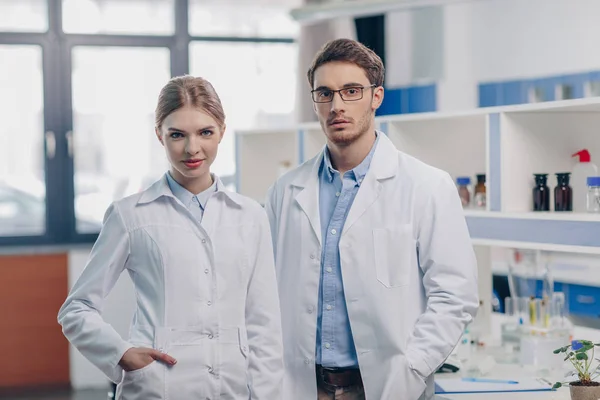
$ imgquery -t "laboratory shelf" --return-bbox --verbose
[235,96,600,255]
[465,211,600,254]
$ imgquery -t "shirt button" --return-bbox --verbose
[204,269,209,274]
[325,343,331,349]
[326,267,332,273]
[330,229,337,235]
[335,192,340,197]
[326,305,332,310]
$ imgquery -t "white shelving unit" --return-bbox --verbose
[235,127,299,204]
[234,97,600,254]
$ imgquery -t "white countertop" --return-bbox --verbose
[434,363,570,400]
[430,312,600,400]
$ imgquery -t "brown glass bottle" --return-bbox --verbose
[532,174,550,211]
[474,174,486,208]
[554,172,573,212]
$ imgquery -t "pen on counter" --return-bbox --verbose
[461,377,519,384]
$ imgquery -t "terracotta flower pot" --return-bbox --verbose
[569,382,600,400]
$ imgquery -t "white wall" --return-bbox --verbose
[386,0,600,111]
[67,248,136,389]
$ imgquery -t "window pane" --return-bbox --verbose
[0,0,47,32]
[63,0,174,35]
[189,0,299,38]
[0,46,45,236]
[190,42,298,179]
[71,47,171,233]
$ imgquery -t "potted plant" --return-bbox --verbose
[553,340,600,400]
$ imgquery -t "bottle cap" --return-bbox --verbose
[456,177,471,186]
[573,149,591,163]
[587,176,600,186]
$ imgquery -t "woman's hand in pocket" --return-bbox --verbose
[119,347,177,372]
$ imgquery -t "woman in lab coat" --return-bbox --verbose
[58,76,284,400]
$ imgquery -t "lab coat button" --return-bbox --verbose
[204,269,209,274]
[201,238,206,243]
[207,300,212,306]
[307,306,314,314]
[304,358,310,364]
[208,333,213,339]
[310,254,315,259]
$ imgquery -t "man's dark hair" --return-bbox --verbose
[307,38,385,89]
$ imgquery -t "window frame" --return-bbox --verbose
[0,0,295,248]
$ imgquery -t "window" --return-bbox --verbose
[0,0,47,32]
[62,0,175,35]
[0,45,45,237]
[189,0,299,38]
[189,41,298,178]
[71,46,171,232]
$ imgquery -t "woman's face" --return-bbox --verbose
[156,105,224,186]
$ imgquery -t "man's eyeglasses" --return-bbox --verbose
[311,84,376,103]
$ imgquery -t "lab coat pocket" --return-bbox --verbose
[218,327,251,398]
[123,361,155,382]
[118,360,163,400]
[373,225,415,288]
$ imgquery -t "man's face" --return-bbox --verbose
[312,61,383,147]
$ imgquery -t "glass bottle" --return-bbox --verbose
[532,173,550,211]
[456,177,471,208]
[474,174,486,209]
[586,176,600,213]
[554,172,573,212]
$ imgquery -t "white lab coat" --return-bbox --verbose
[58,174,284,400]
[265,133,479,400]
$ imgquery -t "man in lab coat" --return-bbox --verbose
[264,38,479,400]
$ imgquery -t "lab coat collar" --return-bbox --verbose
[291,130,395,244]
[138,172,243,207]
[291,130,396,189]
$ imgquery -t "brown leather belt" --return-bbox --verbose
[317,364,363,388]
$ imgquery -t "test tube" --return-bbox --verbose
[529,296,537,326]
[505,297,515,317]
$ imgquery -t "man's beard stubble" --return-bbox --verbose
[325,107,373,147]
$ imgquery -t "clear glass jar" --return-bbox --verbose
[456,177,471,208]
[587,176,600,213]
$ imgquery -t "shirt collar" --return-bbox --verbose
[322,131,380,185]
[165,171,217,210]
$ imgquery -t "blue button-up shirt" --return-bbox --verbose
[316,132,379,368]
[165,172,217,223]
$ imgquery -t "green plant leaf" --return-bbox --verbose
[581,340,593,346]
[555,346,569,353]
[576,353,588,361]
[553,382,562,389]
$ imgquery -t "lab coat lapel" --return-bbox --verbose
[293,153,323,247]
[342,133,397,235]
[342,173,381,235]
